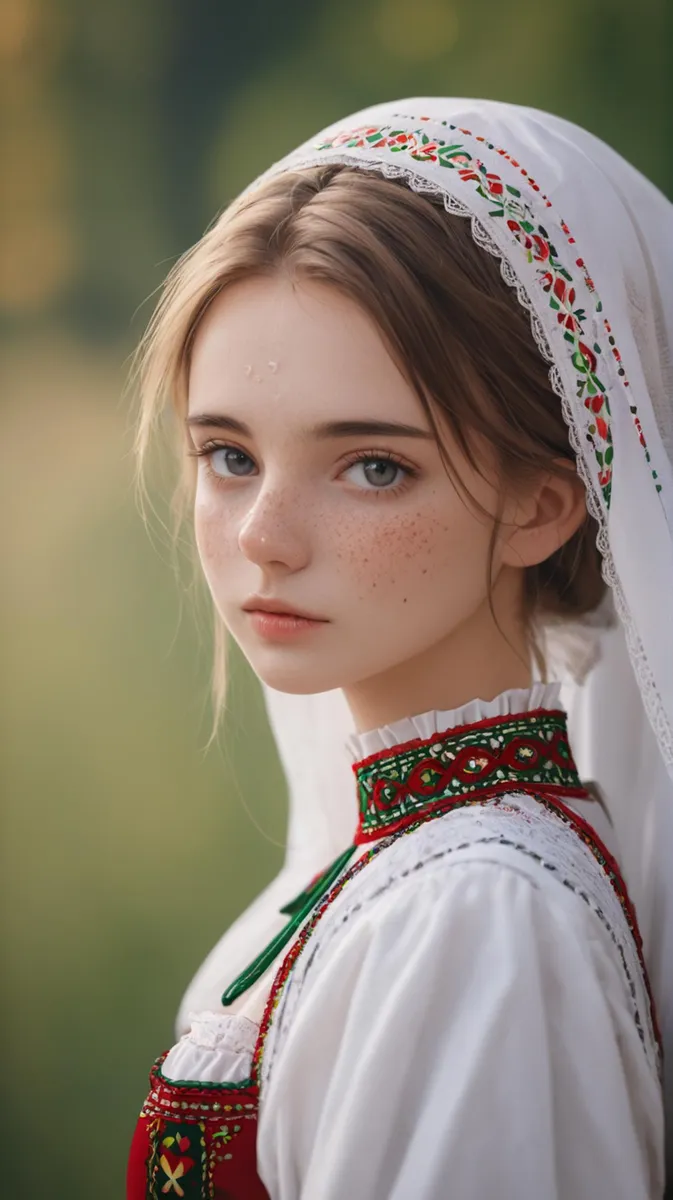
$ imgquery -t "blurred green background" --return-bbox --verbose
[2,1,671,1196]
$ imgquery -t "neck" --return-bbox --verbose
[343,571,531,734]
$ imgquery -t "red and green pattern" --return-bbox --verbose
[126,1059,269,1199]
[313,117,661,507]
[352,707,584,842]
[129,702,660,1196]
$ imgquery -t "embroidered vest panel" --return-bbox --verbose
[126,1056,269,1200]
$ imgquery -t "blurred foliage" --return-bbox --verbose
[1,0,671,1196]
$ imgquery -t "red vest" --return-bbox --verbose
[126,1051,269,1198]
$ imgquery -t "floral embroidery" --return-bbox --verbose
[313,119,661,505]
[352,707,584,842]
[128,1063,268,1198]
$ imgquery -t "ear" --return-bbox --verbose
[499,460,588,570]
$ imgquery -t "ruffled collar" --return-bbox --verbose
[348,683,588,844]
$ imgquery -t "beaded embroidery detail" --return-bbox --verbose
[310,117,661,507]
[130,1054,267,1198]
[353,707,584,842]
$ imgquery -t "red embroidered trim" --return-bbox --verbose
[354,779,589,845]
[144,1052,259,1116]
[352,708,585,842]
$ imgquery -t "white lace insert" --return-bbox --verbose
[161,1011,259,1084]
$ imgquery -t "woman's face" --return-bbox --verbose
[187,274,525,720]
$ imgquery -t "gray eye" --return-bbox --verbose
[362,459,399,487]
[344,457,404,489]
[211,447,256,477]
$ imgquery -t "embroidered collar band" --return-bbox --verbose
[351,698,586,845]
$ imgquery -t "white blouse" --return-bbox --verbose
[162,684,665,1198]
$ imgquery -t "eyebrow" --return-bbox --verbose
[185,414,435,441]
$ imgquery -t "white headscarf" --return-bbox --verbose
[179,98,673,1170]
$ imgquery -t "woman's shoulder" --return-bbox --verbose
[260,792,661,1091]
[331,790,625,926]
[257,799,665,1200]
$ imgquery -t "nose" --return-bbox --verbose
[237,483,311,572]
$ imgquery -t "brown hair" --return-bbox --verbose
[134,163,605,730]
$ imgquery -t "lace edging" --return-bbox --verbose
[183,1010,259,1056]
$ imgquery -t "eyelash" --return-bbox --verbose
[186,441,420,497]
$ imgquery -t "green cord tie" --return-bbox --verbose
[221,844,355,1007]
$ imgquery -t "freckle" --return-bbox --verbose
[422,568,427,574]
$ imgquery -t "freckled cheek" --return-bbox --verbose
[332,511,445,593]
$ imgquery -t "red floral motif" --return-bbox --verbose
[557,310,581,333]
[484,172,504,196]
[531,235,550,261]
[577,341,597,373]
[329,125,378,148]
[372,776,404,811]
[585,394,604,415]
[158,1143,195,1194]
[388,131,418,152]
[410,141,440,162]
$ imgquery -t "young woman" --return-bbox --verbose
[126,98,673,1198]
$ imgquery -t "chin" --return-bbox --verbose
[251,661,343,695]
[238,642,353,695]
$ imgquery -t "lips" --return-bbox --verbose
[242,599,327,621]
[244,607,329,641]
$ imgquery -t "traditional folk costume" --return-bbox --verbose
[127,98,673,1198]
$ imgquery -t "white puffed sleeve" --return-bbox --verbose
[257,861,664,1200]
